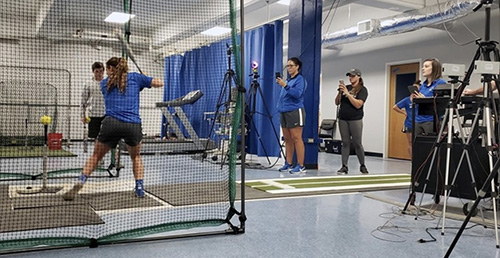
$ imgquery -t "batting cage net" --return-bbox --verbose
[0,0,243,252]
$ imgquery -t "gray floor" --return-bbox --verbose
[3,152,500,258]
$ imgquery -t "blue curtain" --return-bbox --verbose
[163,21,283,157]
[243,21,283,157]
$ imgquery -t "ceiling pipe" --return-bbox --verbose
[322,0,481,49]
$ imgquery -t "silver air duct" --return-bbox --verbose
[322,0,481,49]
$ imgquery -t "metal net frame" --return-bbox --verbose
[0,0,244,253]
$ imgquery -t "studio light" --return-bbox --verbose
[251,61,259,69]
[104,12,136,24]
[201,26,231,36]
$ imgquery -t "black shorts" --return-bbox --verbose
[97,116,143,148]
[88,116,104,139]
[280,108,305,128]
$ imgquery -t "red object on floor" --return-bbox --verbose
[47,133,63,150]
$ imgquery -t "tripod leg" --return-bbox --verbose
[445,158,500,257]
[483,103,499,247]
[412,109,450,219]
[245,89,272,165]
[203,72,232,160]
[447,107,487,222]
[255,85,287,160]
[441,104,457,235]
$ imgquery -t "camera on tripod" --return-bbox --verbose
[442,63,466,77]
[473,60,500,75]
[441,63,465,86]
[250,61,260,80]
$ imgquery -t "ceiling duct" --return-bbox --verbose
[322,0,481,49]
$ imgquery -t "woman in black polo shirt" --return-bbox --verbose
[335,68,369,175]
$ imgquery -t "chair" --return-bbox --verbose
[319,119,336,139]
[318,119,336,151]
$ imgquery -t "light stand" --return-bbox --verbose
[245,66,286,167]
[404,76,464,224]
[445,0,500,255]
[436,73,470,235]
[202,44,241,166]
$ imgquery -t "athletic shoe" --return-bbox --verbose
[290,165,306,174]
[278,162,292,172]
[337,166,348,175]
[62,182,84,201]
[135,180,145,198]
[360,165,369,174]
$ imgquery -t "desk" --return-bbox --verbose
[412,135,493,200]
[411,97,448,139]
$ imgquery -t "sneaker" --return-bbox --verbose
[135,180,145,198]
[278,162,292,172]
[62,182,84,201]
[337,166,348,175]
[360,165,369,174]
[290,165,306,174]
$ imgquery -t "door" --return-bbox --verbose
[388,62,420,160]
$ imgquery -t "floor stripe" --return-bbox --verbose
[260,179,295,189]
[266,182,410,194]
[241,173,410,183]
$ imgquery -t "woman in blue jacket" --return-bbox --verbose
[276,57,307,174]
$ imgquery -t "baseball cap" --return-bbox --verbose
[346,68,362,77]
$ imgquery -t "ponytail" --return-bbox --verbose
[352,77,364,96]
[106,57,129,93]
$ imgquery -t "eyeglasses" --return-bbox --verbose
[285,64,297,68]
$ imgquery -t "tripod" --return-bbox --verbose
[245,69,286,167]
[403,78,466,228]
[445,0,500,256]
[203,44,241,166]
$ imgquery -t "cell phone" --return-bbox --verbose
[339,79,344,85]
[408,85,419,94]
[275,72,281,79]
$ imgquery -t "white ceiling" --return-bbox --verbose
[0,0,496,54]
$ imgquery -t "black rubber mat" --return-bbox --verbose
[81,191,164,210]
[0,184,10,211]
[0,204,104,233]
[11,195,87,209]
[147,181,229,206]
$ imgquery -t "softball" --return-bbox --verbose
[40,115,52,125]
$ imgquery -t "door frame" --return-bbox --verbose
[384,58,422,158]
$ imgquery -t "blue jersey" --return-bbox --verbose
[415,78,447,123]
[101,72,153,124]
[396,96,413,130]
[276,74,307,113]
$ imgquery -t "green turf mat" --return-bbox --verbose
[244,174,411,194]
[0,146,77,158]
[290,178,410,188]
[274,174,410,184]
